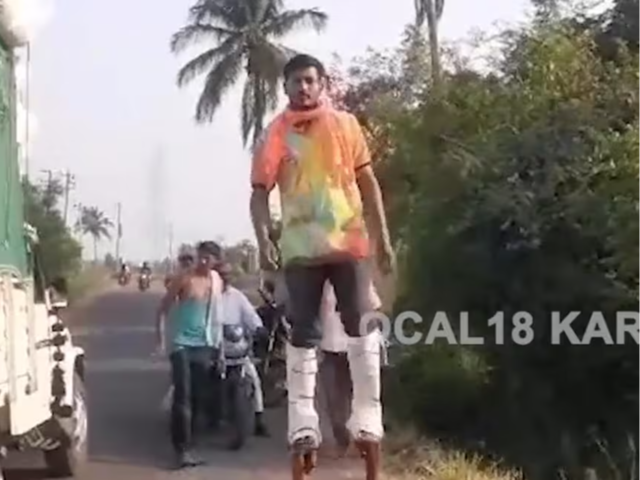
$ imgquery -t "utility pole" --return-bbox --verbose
[62,169,76,226]
[114,202,122,263]
[149,147,165,261]
[168,223,174,260]
[40,168,53,186]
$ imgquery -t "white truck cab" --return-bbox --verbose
[0,2,88,476]
[0,234,88,478]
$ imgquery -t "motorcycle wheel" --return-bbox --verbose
[225,365,254,450]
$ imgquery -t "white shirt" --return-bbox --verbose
[320,281,382,353]
[220,286,263,334]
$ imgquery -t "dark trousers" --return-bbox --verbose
[169,346,216,453]
[284,259,371,348]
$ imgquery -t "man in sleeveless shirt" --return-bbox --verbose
[156,241,224,469]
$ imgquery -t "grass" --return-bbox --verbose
[67,264,112,304]
[382,428,522,480]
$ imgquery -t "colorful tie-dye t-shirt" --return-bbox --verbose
[251,104,371,265]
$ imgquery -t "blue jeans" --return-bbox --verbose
[169,346,217,453]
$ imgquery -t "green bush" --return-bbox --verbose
[380,13,638,480]
[386,344,489,435]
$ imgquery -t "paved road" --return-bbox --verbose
[5,287,362,479]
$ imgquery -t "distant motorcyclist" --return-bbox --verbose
[141,261,151,275]
[118,262,131,285]
[138,262,152,291]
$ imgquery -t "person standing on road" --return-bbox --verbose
[156,240,225,469]
[214,263,271,443]
[250,53,394,479]
[318,277,386,457]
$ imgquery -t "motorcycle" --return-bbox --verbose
[118,270,131,286]
[254,287,289,408]
[138,272,150,291]
[218,323,256,450]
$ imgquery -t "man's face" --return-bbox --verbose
[179,257,194,271]
[196,251,217,272]
[285,66,324,108]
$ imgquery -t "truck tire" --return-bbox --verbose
[44,373,88,478]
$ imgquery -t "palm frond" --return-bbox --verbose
[249,40,288,79]
[241,76,256,143]
[262,8,328,37]
[176,34,242,87]
[241,72,279,147]
[188,0,247,30]
[272,42,298,61]
[97,225,112,240]
[195,48,244,122]
[170,24,235,53]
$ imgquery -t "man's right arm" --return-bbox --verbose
[250,189,272,249]
[155,274,184,350]
[249,123,282,250]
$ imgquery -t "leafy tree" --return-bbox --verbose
[21,178,82,280]
[224,239,257,273]
[336,4,638,479]
[326,30,429,240]
[76,206,113,261]
[170,0,327,147]
[103,252,117,269]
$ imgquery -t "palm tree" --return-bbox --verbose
[170,0,328,147]
[76,206,113,262]
[414,0,445,87]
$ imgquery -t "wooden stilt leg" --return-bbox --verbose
[290,437,318,480]
[355,439,381,480]
[303,450,317,474]
[291,453,306,480]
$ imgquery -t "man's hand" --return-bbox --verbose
[153,340,166,358]
[258,240,279,271]
[376,239,395,276]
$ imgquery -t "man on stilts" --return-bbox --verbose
[249,53,394,480]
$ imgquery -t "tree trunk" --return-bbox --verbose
[426,0,441,89]
[93,236,98,263]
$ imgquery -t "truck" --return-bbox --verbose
[0,1,88,477]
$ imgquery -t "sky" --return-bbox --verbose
[25,0,531,261]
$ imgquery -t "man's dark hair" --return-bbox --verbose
[283,54,326,80]
[196,240,222,260]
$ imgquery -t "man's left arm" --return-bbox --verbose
[349,114,391,249]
